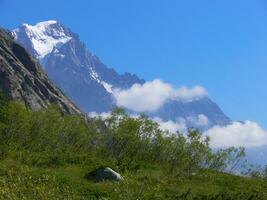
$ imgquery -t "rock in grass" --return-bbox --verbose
[85,167,123,182]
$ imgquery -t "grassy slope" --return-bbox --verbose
[0,100,266,199]
[0,159,266,200]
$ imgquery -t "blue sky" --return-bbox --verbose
[1,0,267,128]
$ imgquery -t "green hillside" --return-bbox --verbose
[0,93,266,200]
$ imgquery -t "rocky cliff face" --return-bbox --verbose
[0,29,81,114]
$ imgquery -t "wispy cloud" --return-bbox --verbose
[153,117,187,133]
[204,121,267,148]
[187,114,210,127]
[154,114,210,133]
[88,112,111,119]
[88,110,267,150]
[88,111,209,134]
[171,86,207,102]
[113,79,207,112]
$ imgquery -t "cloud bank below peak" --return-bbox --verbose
[154,114,210,133]
[113,79,207,112]
[154,118,267,149]
[88,111,267,149]
[204,121,267,148]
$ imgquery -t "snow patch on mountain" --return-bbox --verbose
[89,68,113,93]
[13,20,72,59]
[90,68,99,81]
[101,81,113,93]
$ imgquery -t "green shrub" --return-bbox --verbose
[0,97,266,199]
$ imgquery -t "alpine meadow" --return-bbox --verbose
[1,0,267,199]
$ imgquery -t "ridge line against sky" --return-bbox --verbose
[1,0,267,129]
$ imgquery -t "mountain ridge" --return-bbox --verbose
[12,20,231,128]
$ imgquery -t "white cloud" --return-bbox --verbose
[156,118,267,149]
[187,114,210,127]
[113,79,172,112]
[153,114,209,134]
[172,86,207,101]
[88,110,209,134]
[88,111,140,120]
[89,110,267,150]
[204,121,267,148]
[113,79,207,112]
[88,112,111,119]
[153,117,187,133]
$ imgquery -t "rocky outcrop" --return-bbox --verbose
[85,167,123,182]
[0,29,81,114]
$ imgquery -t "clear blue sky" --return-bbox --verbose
[1,0,267,128]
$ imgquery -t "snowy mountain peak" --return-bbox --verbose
[12,21,230,129]
[21,20,58,28]
[13,20,72,60]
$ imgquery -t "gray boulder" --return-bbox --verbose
[85,167,123,182]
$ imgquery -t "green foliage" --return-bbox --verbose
[263,165,267,179]
[0,98,266,199]
[0,91,9,107]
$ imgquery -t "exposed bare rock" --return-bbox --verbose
[0,29,81,114]
[85,167,123,182]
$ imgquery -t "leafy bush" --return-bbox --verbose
[0,93,266,199]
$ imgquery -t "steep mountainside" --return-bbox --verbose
[0,29,81,114]
[12,21,230,128]
[12,21,144,113]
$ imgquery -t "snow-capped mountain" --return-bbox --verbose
[13,21,72,61]
[12,21,143,112]
[12,20,230,128]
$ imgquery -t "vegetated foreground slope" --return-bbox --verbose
[0,28,81,114]
[0,92,266,199]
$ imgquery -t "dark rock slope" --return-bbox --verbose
[0,29,81,114]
